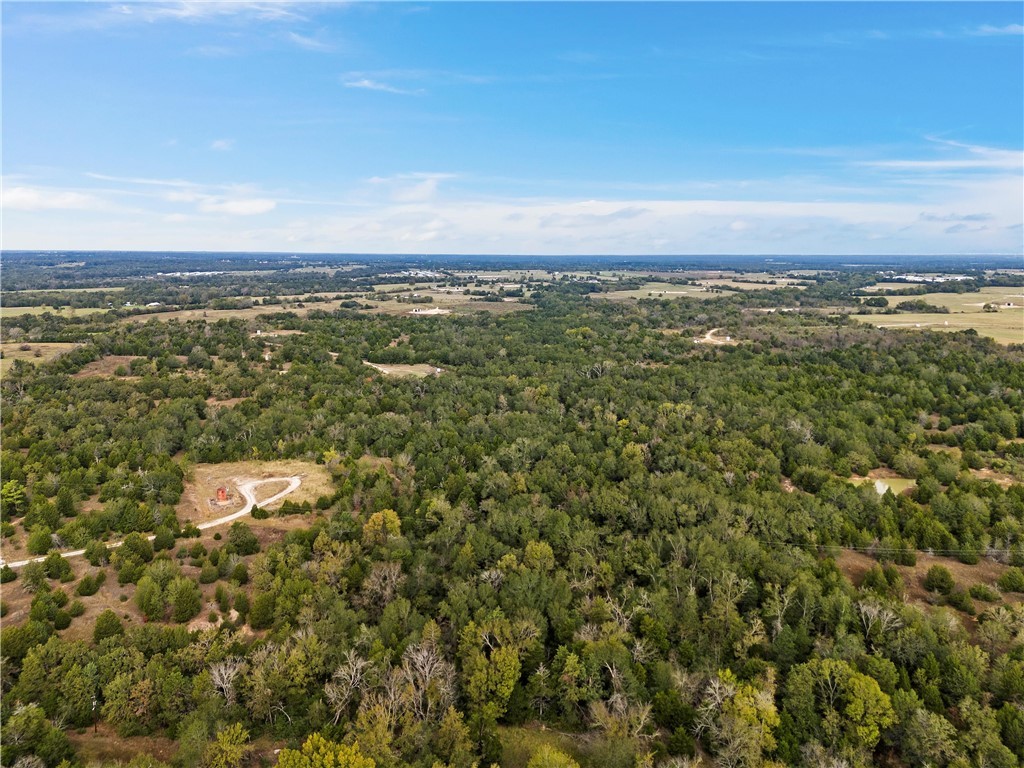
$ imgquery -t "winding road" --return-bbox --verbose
[3,476,302,569]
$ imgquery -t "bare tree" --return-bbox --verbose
[324,648,372,725]
[210,657,245,705]
[400,638,456,722]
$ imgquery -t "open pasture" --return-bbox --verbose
[176,459,332,526]
[363,360,443,377]
[599,281,712,301]
[0,304,109,319]
[0,341,82,375]
[859,288,1024,344]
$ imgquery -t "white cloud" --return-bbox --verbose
[287,31,332,52]
[368,173,456,203]
[343,79,422,96]
[198,198,276,215]
[3,186,107,211]
[210,139,235,151]
[970,24,1024,36]
[115,2,307,24]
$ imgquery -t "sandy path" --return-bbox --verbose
[4,476,301,568]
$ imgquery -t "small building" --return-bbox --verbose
[216,487,228,503]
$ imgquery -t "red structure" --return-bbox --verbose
[216,487,228,502]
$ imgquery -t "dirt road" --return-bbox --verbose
[4,476,302,569]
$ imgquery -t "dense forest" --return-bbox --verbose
[2,269,1024,768]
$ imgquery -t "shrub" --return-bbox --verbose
[231,562,249,585]
[233,591,249,619]
[84,540,109,566]
[167,576,202,623]
[152,526,175,552]
[119,532,154,564]
[923,565,955,595]
[199,562,219,584]
[248,592,274,629]
[20,562,49,593]
[228,522,260,555]
[947,588,975,615]
[53,610,72,630]
[1,564,17,583]
[93,609,124,643]
[67,599,86,617]
[44,552,74,582]
[969,584,1002,602]
[668,727,697,757]
[999,568,1024,593]
[26,526,53,555]
[76,573,100,596]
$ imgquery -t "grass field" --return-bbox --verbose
[498,726,593,768]
[5,285,126,294]
[857,287,1024,344]
[0,304,110,319]
[700,276,807,290]
[363,361,443,377]
[837,549,1020,616]
[599,281,712,301]
[851,475,918,495]
[0,341,82,375]
[177,459,333,526]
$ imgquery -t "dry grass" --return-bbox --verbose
[0,305,108,319]
[499,725,593,768]
[837,549,1021,615]
[363,361,443,378]
[699,277,806,291]
[0,550,145,644]
[0,341,82,376]
[858,287,1024,344]
[971,468,1021,488]
[177,460,333,526]
[69,724,179,764]
[849,472,917,495]
[71,355,144,378]
[205,396,248,410]
[599,282,712,301]
[68,724,284,765]
[363,288,529,316]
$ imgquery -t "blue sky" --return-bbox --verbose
[3,1,1022,256]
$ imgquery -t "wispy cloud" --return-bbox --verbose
[115,2,307,24]
[368,173,456,202]
[3,186,109,211]
[858,140,1023,172]
[210,139,235,152]
[343,78,423,96]
[81,172,278,216]
[540,205,649,229]
[198,197,276,215]
[969,23,1024,36]
[286,31,333,52]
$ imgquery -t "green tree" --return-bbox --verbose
[93,608,124,643]
[135,575,165,621]
[923,565,955,595]
[0,702,73,767]
[276,733,375,768]
[203,723,250,768]
[526,744,581,768]
[1,479,28,518]
[166,576,202,623]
